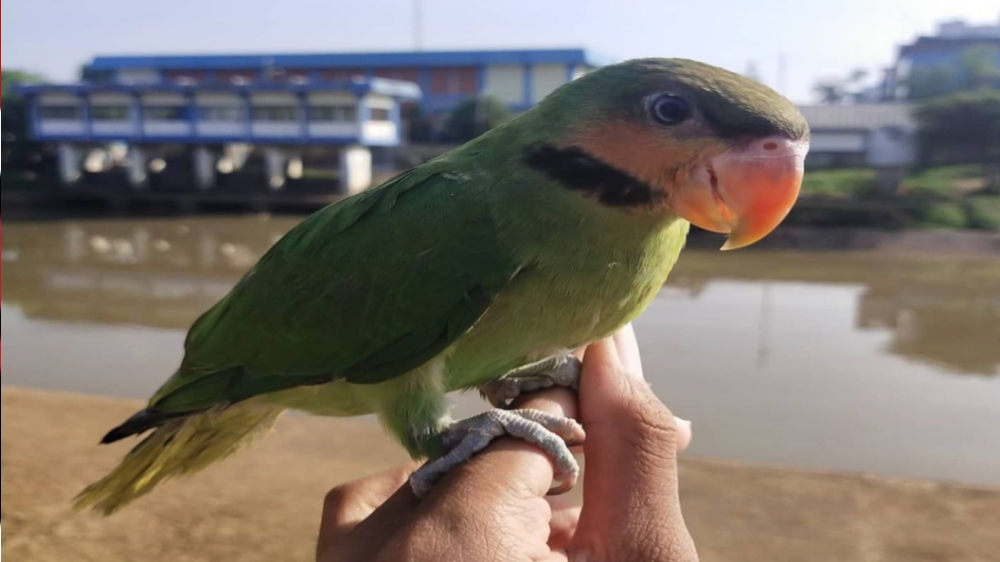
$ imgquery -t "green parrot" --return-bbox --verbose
[76,58,809,515]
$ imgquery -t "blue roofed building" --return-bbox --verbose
[81,49,609,115]
[888,16,1000,100]
[16,49,608,194]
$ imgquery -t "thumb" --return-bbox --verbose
[574,326,697,561]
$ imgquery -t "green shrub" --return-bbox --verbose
[920,203,969,229]
[801,168,877,198]
[904,165,983,196]
[966,197,1000,231]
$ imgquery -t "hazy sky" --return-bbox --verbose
[3,0,998,102]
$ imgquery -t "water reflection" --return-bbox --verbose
[859,285,1000,377]
[3,218,999,377]
[2,217,295,329]
[3,218,999,486]
[669,252,1000,378]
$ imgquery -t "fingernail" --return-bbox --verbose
[676,417,692,432]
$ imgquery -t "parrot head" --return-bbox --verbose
[531,58,811,250]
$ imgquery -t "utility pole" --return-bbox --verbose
[414,0,424,51]
[777,54,788,95]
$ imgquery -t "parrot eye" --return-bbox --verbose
[650,94,691,126]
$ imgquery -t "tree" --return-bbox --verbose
[907,46,1000,101]
[401,102,434,143]
[2,69,49,178]
[3,69,46,101]
[814,81,847,104]
[915,89,1000,192]
[443,96,514,142]
[958,45,1000,91]
[812,68,870,104]
[907,65,957,101]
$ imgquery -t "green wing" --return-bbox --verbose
[150,162,522,412]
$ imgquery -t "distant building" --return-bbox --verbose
[81,49,607,116]
[17,49,607,194]
[17,78,420,192]
[888,15,1000,99]
[798,104,916,169]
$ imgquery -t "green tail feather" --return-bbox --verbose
[74,402,284,515]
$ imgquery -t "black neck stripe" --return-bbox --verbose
[523,143,661,207]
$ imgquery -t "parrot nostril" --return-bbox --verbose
[763,142,779,151]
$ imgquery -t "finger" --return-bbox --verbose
[317,463,421,560]
[396,388,579,562]
[615,324,693,452]
[548,504,581,551]
[574,329,697,560]
[583,332,621,372]
[612,323,644,377]
[430,387,580,507]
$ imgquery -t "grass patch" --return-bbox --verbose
[801,168,877,199]
[902,165,984,196]
[965,197,1000,231]
[919,203,969,229]
[798,166,1000,230]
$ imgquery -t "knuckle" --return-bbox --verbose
[322,483,361,518]
[621,392,680,452]
[323,487,347,511]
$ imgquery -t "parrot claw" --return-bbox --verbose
[480,355,582,409]
[409,408,585,498]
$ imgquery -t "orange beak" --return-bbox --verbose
[670,136,808,250]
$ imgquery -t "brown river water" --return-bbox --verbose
[2,216,998,487]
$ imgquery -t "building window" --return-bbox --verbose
[39,105,83,120]
[251,106,298,122]
[144,106,187,121]
[165,70,206,84]
[430,67,479,95]
[309,105,357,122]
[199,106,244,122]
[217,71,256,85]
[81,69,115,84]
[369,108,392,122]
[374,68,420,82]
[321,69,362,81]
[91,106,131,121]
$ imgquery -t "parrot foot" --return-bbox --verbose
[409,408,585,498]
[480,355,582,409]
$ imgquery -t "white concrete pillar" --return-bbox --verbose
[227,143,253,171]
[127,146,148,189]
[193,146,216,190]
[218,143,253,175]
[287,156,304,180]
[339,145,372,194]
[264,148,288,191]
[57,144,82,185]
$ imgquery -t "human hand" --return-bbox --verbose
[317,324,697,562]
